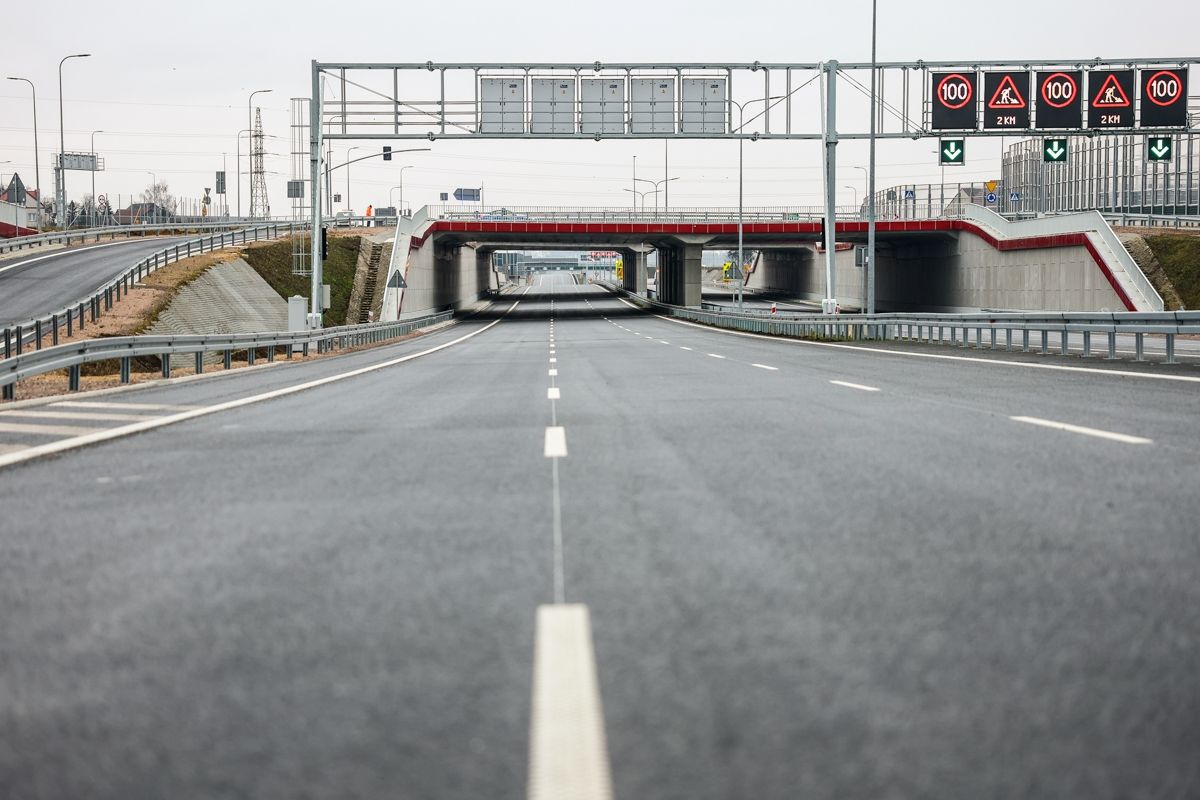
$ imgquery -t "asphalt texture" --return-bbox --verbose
[0,237,185,324]
[2,273,1199,799]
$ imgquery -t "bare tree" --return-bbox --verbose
[140,181,178,214]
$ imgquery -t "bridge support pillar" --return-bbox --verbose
[658,242,702,307]
[620,248,646,295]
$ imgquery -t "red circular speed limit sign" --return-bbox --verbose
[936,73,973,110]
[1040,72,1078,108]
[1145,70,1183,107]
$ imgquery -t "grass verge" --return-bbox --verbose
[1144,234,1200,311]
[242,234,360,327]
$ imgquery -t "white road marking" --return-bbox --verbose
[549,358,557,364]
[830,380,880,392]
[706,353,726,359]
[638,307,1200,385]
[658,340,670,345]
[0,239,167,276]
[544,426,568,457]
[1011,416,1152,445]
[0,421,103,436]
[752,363,779,371]
[50,401,201,411]
[679,346,693,351]
[0,303,520,470]
[547,387,561,400]
[549,368,558,377]
[0,409,159,422]
[527,604,614,800]
[0,444,28,455]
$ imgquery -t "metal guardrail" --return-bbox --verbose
[427,205,873,224]
[0,311,454,400]
[2,223,305,358]
[607,283,1200,365]
[1102,213,1200,229]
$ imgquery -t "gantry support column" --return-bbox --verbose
[658,242,702,307]
[620,248,646,295]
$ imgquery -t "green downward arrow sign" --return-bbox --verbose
[1043,138,1068,162]
[939,139,965,165]
[1148,137,1173,162]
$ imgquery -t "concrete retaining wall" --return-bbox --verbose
[148,258,287,336]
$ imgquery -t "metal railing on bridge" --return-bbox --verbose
[2,223,305,360]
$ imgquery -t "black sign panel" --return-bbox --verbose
[931,72,977,130]
[983,71,1030,129]
[1036,70,1082,129]
[1088,70,1134,128]
[1140,68,1189,127]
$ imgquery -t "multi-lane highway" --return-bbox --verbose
[2,272,1198,798]
[0,237,184,325]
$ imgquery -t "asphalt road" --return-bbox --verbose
[2,272,1198,799]
[0,237,184,325]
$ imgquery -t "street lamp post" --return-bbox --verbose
[730,95,785,310]
[866,0,879,315]
[346,146,362,213]
[397,164,415,214]
[90,130,103,225]
[57,53,91,227]
[6,77,41,231]
[844,185,858,208]
[241,89,272,218]
[623,188,651,211]
[235,129,252,220]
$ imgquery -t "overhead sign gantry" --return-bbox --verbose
[306,58,1196,325]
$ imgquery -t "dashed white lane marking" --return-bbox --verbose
[830,380,881,392]
[680,346,693,351]
[549,358,558,364]
[629,303,1200,386]
[752,363,779,371]
[547,387,561,400]
[0,421,103,436]
[0,302,521,470]
[544,426,568,458]
[1011,416,1152,445]
[0,410,160,422]
[51,401,201,411]
[527,604,614,800]
[549,368,558,377]
[706,353,726,360]
[658,340,670,345]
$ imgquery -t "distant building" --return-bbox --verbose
[0,173,43,236]
[114,202,176,225]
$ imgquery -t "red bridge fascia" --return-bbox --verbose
[410,218,1136,311]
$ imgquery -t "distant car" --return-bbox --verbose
[481,208,529,221]
[334,211,355,227]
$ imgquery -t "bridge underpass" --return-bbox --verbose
[386,204,1160,318]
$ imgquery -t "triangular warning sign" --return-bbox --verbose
[988,75,1026,108]
[1092,74,1130,108]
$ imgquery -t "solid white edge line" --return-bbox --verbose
[527,604,614,800]
[613,298,1200,385]
[0,303,520,470]
[0,238,171,275]
[543,426,568,458]
[1010,415,1152,445]
[547,387,561,400]
[830,379,881,392]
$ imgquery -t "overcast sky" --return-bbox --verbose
[2,0,1195,216]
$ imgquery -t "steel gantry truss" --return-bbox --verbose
[307,58,1198,326]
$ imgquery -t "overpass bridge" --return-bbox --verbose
[381,204,1162,318]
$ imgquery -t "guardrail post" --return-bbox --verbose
[1039,330,1049,355]
[1022,329,1030,352]
[247,347,255,366]
[2,382,12,401]
[1082,331,1092,357]
[68,365,81,392]
[1165,334,1177,364]
[1134,333,1145,362]
[267,346,276,363]
[302,343,309,357]
[161,353,171,378]
[120,357,131,383]
[52,314,59,346]
[1106,331,1118,360]
[195,352,204,374]
[66,309,73,338]
[1060,330,1069,356]
[3,328,10,359]
[224,349,232,370]
[34,320,42,350]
